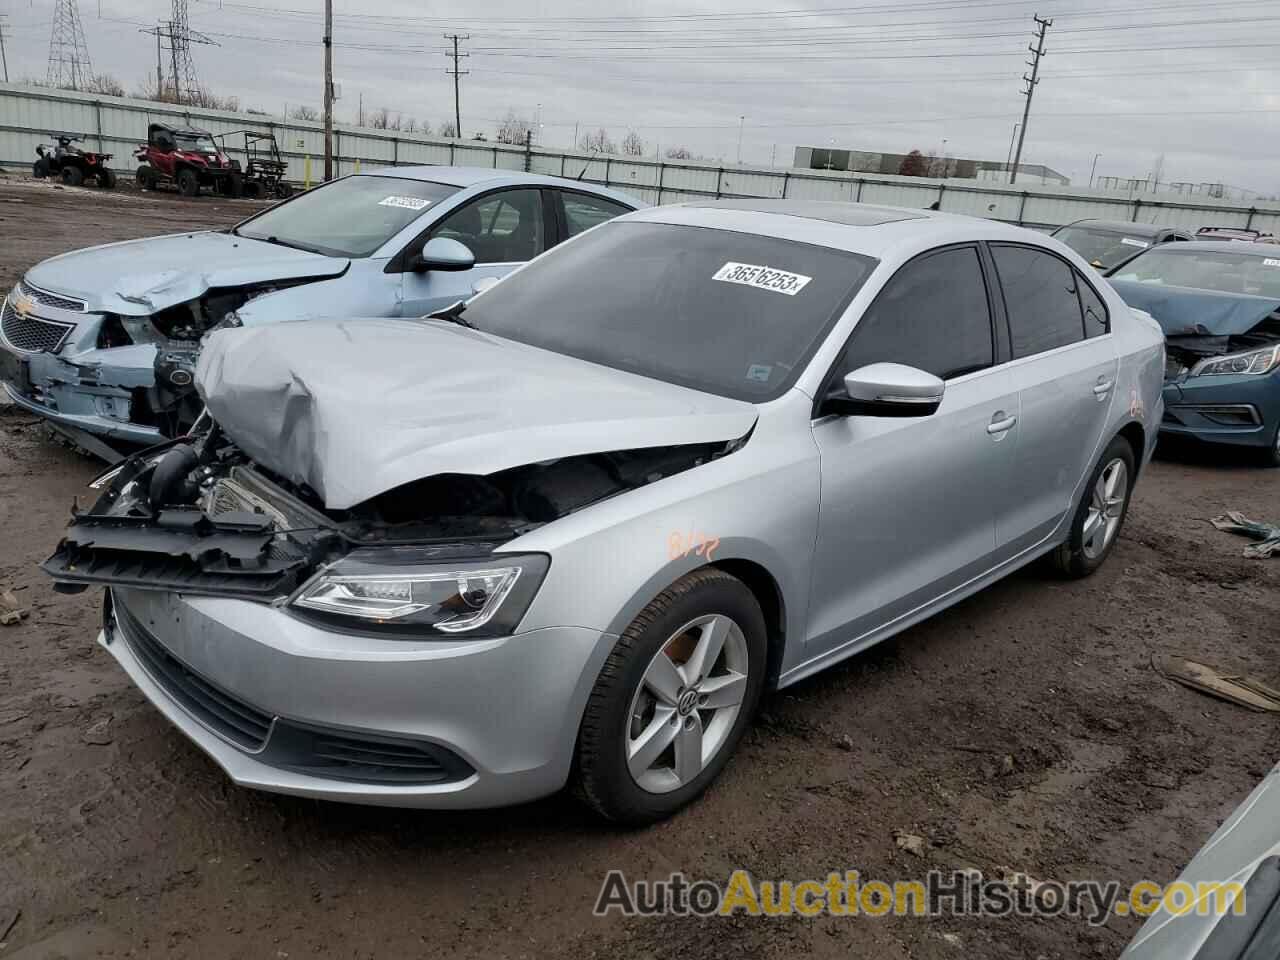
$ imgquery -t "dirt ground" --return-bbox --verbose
[0,177,1277,960]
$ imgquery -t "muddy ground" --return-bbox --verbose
[0,177,1277,960]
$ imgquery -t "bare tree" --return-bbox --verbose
[664,145,693,160]
[84,74,125,97]
[621,130,645,157]
[579,127,617,154]
[496,110,533,145]
[290,105,320,122]
[370,107,391,129]
[898,149,928,177]
[439,119,459,138]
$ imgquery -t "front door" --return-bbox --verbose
[806,245,1019,662]
[398,188,548,317]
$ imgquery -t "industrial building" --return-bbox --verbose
[793,145,1070,186]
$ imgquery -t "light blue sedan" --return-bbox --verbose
[0,167,640,450]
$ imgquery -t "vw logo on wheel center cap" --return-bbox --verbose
[677,688,699,716]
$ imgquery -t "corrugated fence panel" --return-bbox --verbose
[3,82,1280,233]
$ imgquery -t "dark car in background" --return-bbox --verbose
[1107,242,1280,466]
[1052,219,1195,272]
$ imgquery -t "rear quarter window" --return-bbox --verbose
[991,244,1086,358]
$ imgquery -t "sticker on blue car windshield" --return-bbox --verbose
[379,196,433,211]
[1120,238,1150,248]
[713,262,813,296]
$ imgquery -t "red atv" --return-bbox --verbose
[134,122,243,198]
[33,134,117,187]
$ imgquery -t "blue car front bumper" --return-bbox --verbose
[1160,370,1280,450]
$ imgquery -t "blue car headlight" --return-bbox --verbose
[1190,344,1280,378]
[289,549,549,638]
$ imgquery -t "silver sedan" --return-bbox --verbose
[44,200,1165,823]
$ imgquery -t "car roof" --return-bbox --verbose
[1061,219,1167,236]
[358,165,643,202]
[1124,239,1278,257]
[622,200,1042,259]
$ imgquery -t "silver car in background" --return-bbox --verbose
[44,200,1165,823]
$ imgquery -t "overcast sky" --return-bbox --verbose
[5,0,1279,194]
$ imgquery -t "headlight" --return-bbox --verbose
[290,549,549,638]
[1190,344,1280,378]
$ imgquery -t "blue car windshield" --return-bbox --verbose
[1112,248,1280,299]
[461,221,877,402]
[235,175,460,258]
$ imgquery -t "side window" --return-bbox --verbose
[841,246,994,381]
[428,189,545,265]
[1076,271,1109,338]
[991,245,1085,358]
[562,193,631,238]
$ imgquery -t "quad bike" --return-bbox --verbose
[134,122,243,198]
[216,130,294,200]
[32,134,117,188]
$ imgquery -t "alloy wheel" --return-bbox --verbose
[625,614,750,794]
[1082,458,1128,560]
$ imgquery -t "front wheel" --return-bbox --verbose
[574,568,767,825]
[61,165,84,186]
[176,167,199,197]
[1262,423,1280,468]
[96,167,117,189]
[136,164,157,190]
[32,157,51,178]
[1050,435,1137,578]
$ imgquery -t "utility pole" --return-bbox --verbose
[736,115,744,164]
[1004,121,1019,183]
[1009,14,1051,186]
[323,0,333,179]
[0,16,9,83]
[444,34,469,139]
[1088,152,1101,188]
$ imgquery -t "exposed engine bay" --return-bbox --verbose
[41,420,739,601]
[1165,310,1280,379]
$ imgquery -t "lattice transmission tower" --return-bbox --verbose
[141,0,216,105]
[46,0,93,90]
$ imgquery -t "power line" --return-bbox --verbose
[444,33,469,138]
[1010,14,1051,185]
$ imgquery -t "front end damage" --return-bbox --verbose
[1,277,327,450]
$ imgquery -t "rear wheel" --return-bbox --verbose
[1050,435,1137,578]
[61,165,84,186]
[136,164,157,190]
[274,181,294,199]
[574,568,767,825]
[176,167,199,197]
[96,167,117,189]
[220,172,243,199]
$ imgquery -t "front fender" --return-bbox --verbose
[236,263,397,326]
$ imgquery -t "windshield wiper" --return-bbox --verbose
[424,300,476,330]
[246,234,326,255]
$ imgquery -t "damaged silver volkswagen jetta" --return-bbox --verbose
[43,201,1165,824]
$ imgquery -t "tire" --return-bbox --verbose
[176,167,199,197]
[96,167,117,189]
[136,164,157,190]
[241,179,263,200]
[32,157,50,179]
[221,172,243,199]
[274,181,294,199]
[1050,435,1137,578]
[574,568,767,825]
[61,165,84,187]
[1261,423,1280,468]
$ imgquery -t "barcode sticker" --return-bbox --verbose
[379,196,432,211]
[1120,238,1150,248]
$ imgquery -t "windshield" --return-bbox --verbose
[1054,225,1155,269]
[175,133,218,152]
[235,175,460,258]
[1112,248,1280,298]
[459,221,877,402]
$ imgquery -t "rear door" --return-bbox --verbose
[806,245,1020,659]
[988,243,1119,559]
[397,187,549,317]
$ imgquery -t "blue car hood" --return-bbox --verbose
[24,231,349,316]
[1108,279,1280,337]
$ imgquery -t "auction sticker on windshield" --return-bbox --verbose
[1264,259,1280,267]
[1120,238,1150,248]
[379,196,433,211]
[713,262,813,296]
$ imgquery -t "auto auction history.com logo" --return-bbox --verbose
[593,869,1245,927]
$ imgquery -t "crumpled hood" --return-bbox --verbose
[196,319,759,510]
[25,231,349,316]
[1109,279,1280,337]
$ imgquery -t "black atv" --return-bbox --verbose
[33,134,117,188]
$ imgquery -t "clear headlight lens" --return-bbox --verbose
[1191,344,1280,378]
[291,551,549,637]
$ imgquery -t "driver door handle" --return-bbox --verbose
[987,413,1017,435]
[1093,377,1115,398]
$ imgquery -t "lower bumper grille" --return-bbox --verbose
[1,300,76,353]
[115,600,274,750]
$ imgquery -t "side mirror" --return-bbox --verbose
[411,236,476,273]
[823,362,945,418]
